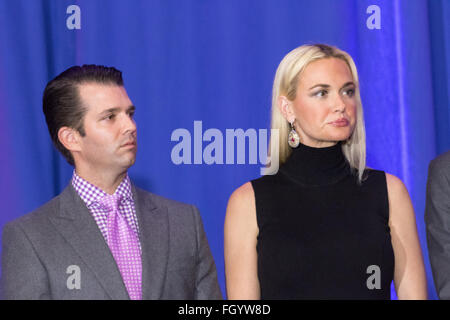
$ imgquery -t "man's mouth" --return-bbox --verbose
[121,140,137,148]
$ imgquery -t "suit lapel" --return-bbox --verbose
[133,186,169,300]
[49,185,129,300]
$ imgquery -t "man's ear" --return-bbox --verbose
[277,96,296,123]
[58,126,82,153]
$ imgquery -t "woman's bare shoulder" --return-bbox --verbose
[384,172,409,198]
[226,182,257,227]
[229,182,255,202]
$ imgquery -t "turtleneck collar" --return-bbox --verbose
[279,141,352,186]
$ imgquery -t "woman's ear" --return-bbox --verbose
[277,96,296,123]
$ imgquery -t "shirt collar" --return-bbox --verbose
[71,170,133,207]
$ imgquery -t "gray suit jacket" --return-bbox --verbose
[425,150,450,299]
[1,183,222,300]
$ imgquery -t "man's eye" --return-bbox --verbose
[105,114,115,120]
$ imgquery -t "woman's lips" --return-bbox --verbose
[329,118,349,127]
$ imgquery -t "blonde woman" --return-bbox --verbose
[224,44,427,299]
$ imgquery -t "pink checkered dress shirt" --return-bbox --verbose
[71,170,141,253]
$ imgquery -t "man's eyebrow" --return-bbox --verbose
[98,105,135,115]
[308,82,355,90]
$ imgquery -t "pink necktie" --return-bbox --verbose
[100,193,142,300]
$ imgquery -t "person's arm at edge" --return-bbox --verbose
[224,182,260,299]
[191,205,223,300]
[1,221,50,299]
[387,173,427,299]
[424,158,450,299]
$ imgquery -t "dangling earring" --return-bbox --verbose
[288,120,300,148]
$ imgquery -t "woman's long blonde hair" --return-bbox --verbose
[270,43,367,183]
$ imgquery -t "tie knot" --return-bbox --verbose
[98,193,123,212]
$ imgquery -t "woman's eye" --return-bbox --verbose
[344,89,355,97]
[314,90,327,97]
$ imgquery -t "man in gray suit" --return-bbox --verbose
[425,150,450,299]
[1,65,222,300]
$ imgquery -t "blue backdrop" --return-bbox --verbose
[0,0,449,300]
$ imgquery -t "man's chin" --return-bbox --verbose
[125,157,136,167]
[116,156,136,170]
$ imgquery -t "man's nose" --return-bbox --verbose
[122,113,137,134]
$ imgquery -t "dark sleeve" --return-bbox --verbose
[1,221,51,299]
[425,158,450,299]
[191,205,223,300]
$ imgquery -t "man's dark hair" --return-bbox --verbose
[43,64,124,166]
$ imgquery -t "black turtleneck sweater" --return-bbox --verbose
[251,142,394,299]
